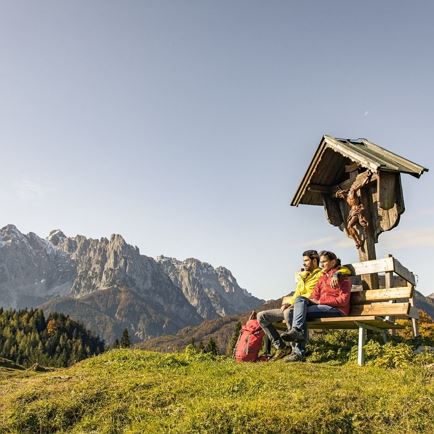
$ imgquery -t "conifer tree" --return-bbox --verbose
[0,308,105,368]
[205,337,218,355]
[120,329,131,348]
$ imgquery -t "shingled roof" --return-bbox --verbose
[291,135,428,207]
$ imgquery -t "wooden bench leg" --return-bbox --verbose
[358,326,366,366]
[408,296,419,337]
[411,318,419,338]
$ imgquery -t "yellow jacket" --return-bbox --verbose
[282,266,351,305]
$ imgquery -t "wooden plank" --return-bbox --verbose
[346,257,394,276]
[378,203,400,232]
[308,322,402,330]
[378,172,397,210]
[322,194,343,227]
[310,315,379,323]
[350,302,410,317]
[350,287,413,304]
[408,306,419,320]
[308,184,331,193]
[308,317,403,330]
[393,258,416,286]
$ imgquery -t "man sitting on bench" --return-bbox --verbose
[257,250,327,361]
[283,250,352,362]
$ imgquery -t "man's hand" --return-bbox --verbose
[280,303,290,312]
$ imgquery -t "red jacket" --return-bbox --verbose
[310,267,351,315]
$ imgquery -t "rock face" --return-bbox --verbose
[157,256,262,319]
[0,225,74,308]
[0,225,263,344]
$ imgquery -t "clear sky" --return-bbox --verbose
[1,1,433,298]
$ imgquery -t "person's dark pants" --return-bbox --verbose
[257,308,305,356]
[292,296,344,342]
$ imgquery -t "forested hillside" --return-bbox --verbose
[0,308,105,367]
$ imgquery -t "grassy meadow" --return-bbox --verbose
[0,349,433,434]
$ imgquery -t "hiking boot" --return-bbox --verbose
[269,347,289,361]
[283,353,305,363]
[280,330,293,342]
[281,328,305,342]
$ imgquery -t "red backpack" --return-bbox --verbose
[234,317,265,362]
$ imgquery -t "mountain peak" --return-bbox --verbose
[1,224,22,236]
[0,225,28,246]
[47,229,67,246]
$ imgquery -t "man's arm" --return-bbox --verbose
[330,266,352,288]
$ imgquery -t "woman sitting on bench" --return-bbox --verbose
[283,250,351,362]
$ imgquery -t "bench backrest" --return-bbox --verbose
[344,256,416,287]
[349,287,415,317]
[345,256,418,319]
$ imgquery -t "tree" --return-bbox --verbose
[120,329,131,348]
[205,337,218,355]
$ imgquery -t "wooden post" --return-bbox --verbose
[384,254,396,335]
[408,281,419,338]
[358,326,366,366]
[358,187,379,290]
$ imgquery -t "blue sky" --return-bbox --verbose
[1,1,433,298]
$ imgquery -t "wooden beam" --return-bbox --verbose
[308,173,379,195]
[309,315,382,323]
[384,255,396,332]
[308,316,403,329]
[350,302,410,317]
[393,258,416,286]
[331,172,378,194]
[358,183,379,289]
[308,184,331,193]
[408,306,420,320]
[350,287,413,305]
[346,257,395,275]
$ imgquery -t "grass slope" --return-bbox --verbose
[1,349,433,433]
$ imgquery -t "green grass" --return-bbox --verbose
[0,349,433,433]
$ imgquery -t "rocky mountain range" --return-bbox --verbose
[0,225,263,344]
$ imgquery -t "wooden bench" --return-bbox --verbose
[273,255,419,366]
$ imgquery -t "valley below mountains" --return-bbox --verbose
[0,225,263,344]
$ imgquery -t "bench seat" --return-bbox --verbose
[273,315,402,331]
[307,316,403,330]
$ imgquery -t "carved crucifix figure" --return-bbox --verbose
[335,170,372,249]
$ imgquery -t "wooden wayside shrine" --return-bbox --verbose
[288,136,429,364]
[291,135,428,290]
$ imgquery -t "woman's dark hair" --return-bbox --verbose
[319,250,341,267]
[303,250,319,261]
